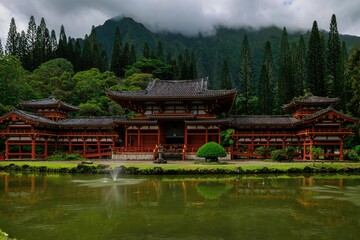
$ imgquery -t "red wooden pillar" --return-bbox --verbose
[157,125,161,145]
[303,139,306,160]
[309,137,314,161]
[97,137,101,156]
[82,137,87,158]
[137,127,141,146]
[205,127,208,143]
[184,125,188,146]
[218,128,221,144]
[112,137,116,148]
[68,138,72,153]
[282,137,286,150]
[31,136,36,160]
[339,137,344,161]
[125,128,128,147]
[44,137,48,160]
[5,137,9,160]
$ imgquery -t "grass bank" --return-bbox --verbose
[1,160,360,175]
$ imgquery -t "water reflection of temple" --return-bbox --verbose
[0,174,351,204]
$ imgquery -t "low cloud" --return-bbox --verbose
[1,0,360,42]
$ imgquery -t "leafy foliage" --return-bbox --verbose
[220,129,235,147]
[48,152,85,161]
[196,142,227,162]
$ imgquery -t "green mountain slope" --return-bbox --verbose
[93,16,360,87]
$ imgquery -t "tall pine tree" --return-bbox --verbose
[110,27,123,77]
[258,41,276,114]
[220,59,232,90]
[156,40,164,61]
[56,25,67,59]
[0,39,3,55]
[294,35,306,97]
[143,42,150,59]
[49,29,57,58]
[238,34,255,114]
[348,47,360,117]
[25,15,37,70]
[278,27,294,105]
[326,14,342,97]
[5,18,19,56]
[307,21,326,96]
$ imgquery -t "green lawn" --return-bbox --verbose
[1,161,359,172]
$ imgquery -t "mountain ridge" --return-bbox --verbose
[92,16,360,86]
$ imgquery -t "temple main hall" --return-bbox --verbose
[0,78,355,160]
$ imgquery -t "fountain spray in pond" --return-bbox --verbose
[72,166,144,188]
[109,167,121,181]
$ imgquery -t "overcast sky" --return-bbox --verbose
[1,0,360,44]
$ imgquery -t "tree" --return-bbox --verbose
[27,58,74,98]
[220,59,232,89]
[143,42,150,58]
[110,27,123,77]
[0,55,37,110]
[348,47,360,117]
[49,29,57,58]
[307,21,326,96]
[34,17,50,68]
[124,57,173,79]
[72,68,118,106]
[5,18,19,56]
[81,27,108,71]
[25,15,37,70]
[73,39,82,71]
[56,25,67,59]
[17,31,27,64]
[238,34,255,114]
[294,35,306,97]
[258,41,276,114]
[156,40,164,61]
[0,39,3,55]
[117,73,153,91]
[341,41,351,111]
[278,27,294,105]
[326,14,342,97]
[196,142,227,162]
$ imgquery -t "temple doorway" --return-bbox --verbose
[162,121,184,145]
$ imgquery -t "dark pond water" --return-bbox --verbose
[0,172,359,240]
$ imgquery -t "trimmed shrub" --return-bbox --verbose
[271,149,287,162]
[285,146,297,160]
[344,149,359,161]
[196,142,227,162]
[48,152,85,161]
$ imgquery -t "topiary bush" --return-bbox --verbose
[271,149,287,162]
[196,142,227,162]
[48,152,85,161]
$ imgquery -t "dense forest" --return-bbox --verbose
[1,14,360,121]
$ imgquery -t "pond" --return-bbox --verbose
[0,172,359,240]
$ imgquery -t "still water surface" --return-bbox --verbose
[0,172,359,240]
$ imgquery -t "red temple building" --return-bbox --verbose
[0,78,356,161]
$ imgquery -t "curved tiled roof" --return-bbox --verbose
[0,109,59,126]
[20,98,80,112]
[59,117,115,127]
[282,94,339,111]
[298,107,356,124]
[106,78,237,100]
[185,118,233,125]
[232,115,299,127]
